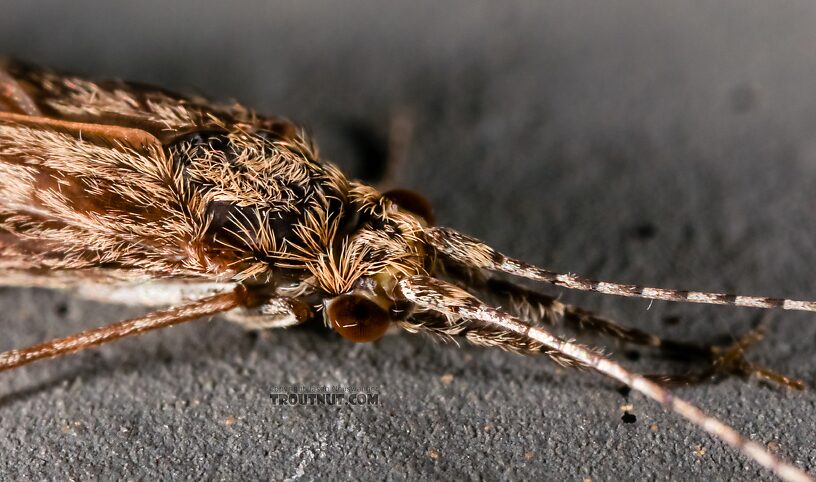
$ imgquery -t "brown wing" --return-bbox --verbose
[0,59,335,286]
[0,111,220,279]
[0,60,232,280]
[0,58,303,145]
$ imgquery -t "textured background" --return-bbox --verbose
[1,1,816,480]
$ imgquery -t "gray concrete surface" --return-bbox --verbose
[1,1,815,480]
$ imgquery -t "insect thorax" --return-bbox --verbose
[167,129,428,295]
[0,109,426,298]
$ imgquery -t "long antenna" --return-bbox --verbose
[427,227,816,312]
[397,275,812,482]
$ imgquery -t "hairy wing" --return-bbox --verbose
[0,59,359,293]
[0,60,244,281]
[0,58,303,144]
[0,111,226,280]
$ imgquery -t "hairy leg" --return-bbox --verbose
[377,107,415,190]
[0,290,243,372]
[395,275,810,482]
[447,267,803,389]
[224,297,313,330]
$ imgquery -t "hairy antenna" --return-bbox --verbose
[396,275,812,482]
[426,227,816,312]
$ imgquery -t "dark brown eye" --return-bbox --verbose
[327,294,390,343]
[382,189,435,226]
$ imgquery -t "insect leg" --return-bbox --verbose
[646,324,805,389]
[443,263,703,353]
[472,276,804,389]
[0,289,243,372]
[395,275,811,482]
[377,107,415,190]
[475,276,670,345]
[223,297,314,330]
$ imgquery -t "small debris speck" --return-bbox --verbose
[663,315,681,326]
[524,450,535,461]
[694,445,707,457]
[428,448,440,460]
[224,416,236,427]
[624,350,641,361]
[439,373,454,385]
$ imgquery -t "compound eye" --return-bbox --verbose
[327,294,390,343]
[382,189,435,226]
